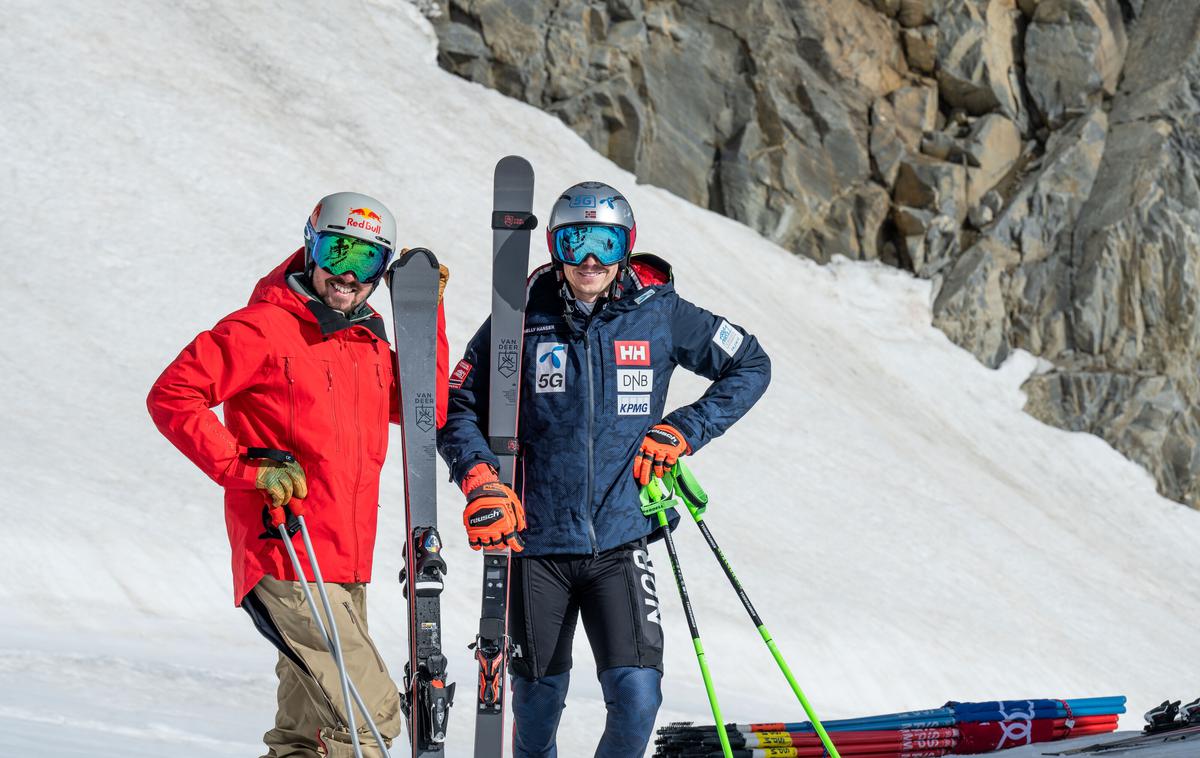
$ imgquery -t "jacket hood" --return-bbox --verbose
[249,248,311,316]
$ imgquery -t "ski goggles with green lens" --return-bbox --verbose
[550,224,630,266]
[310,232,392,283]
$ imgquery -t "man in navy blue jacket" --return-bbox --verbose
[438,181,771,757]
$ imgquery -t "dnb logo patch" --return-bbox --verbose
[614,340,650,366]
[449,359,472,389]
[712,319,744,358]
[536,342,567,393]
[617,368,653,393]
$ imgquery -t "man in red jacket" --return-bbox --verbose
[147,192,448,758]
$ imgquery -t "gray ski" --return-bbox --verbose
[389,247,454,756]
[473,155,536,757]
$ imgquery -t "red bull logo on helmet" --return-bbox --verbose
[346,207,383,235]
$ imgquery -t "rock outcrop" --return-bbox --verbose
[428,0,1200,507]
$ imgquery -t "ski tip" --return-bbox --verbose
[390,246,439,271]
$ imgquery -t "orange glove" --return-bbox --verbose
[633,424,688,485]
[461,463,526,551]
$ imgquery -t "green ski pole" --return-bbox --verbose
[639,479,734,758]
[663,461,842,758]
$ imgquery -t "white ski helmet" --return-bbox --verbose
[303,191,397,275]
[545,181,637,266]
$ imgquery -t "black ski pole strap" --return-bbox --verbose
[489,436,520,456]
[245,447,296,464]
[491,211,538,231]
[258,505,301,540]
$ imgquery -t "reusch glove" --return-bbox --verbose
[463,481,526,552]
[633,423,688,485]
[460,462,499,494]
[255,458,308,509]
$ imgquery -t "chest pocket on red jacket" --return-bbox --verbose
[369,358,389,459]
[281,355,340,457]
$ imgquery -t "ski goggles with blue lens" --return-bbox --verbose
[550,224,630,266]
[310,232,392,283]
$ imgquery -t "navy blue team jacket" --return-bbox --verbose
[436,254,771,556]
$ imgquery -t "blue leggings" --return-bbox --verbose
[511,666,663,757]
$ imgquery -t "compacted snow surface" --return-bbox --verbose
[2,1,1198,756]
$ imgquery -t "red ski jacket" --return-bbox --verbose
[147,249,448,604]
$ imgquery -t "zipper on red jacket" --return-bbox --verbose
[284,357,296,452]
[375,363,385,452]
[352,350,362,582]
[327,364,341,453]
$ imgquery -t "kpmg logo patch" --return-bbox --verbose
[617,394,651,415]
[712,319,744,358]
[536,342,566,393]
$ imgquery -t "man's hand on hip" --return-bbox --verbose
[255,458,308,508]
[633,423,688,485]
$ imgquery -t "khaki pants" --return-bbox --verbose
[250,575,403,758]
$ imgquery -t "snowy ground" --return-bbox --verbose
[2,1,1198,756]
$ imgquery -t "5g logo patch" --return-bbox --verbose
[536,343,567,393]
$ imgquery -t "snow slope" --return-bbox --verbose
[2,1,1198,755]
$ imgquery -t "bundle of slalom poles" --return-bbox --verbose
[655,692,1124,757]
[252,448,393,758]
[639,461,843,758]
[642,460,1124,758]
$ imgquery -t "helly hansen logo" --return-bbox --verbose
[617,369,653,392]
[614,340,650,366]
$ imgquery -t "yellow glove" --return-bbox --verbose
[255,459,308,508]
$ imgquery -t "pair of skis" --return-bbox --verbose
[1049,698,1200,755]
[390,156,535,757]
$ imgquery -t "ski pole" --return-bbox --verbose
[255,450,391,758]
[640,479,734,758]
[662,460,841,758]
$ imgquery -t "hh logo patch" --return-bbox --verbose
[617,368,653,393]
[617,394,651,415]
[536,342,567,393]
[712,320,744,358]
[614,340,650,366]
[449,359,472,389]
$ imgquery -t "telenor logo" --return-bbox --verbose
[536,343,566,393]
[614,340,650,366]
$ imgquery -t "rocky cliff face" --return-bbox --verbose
[430,0,1200,508]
